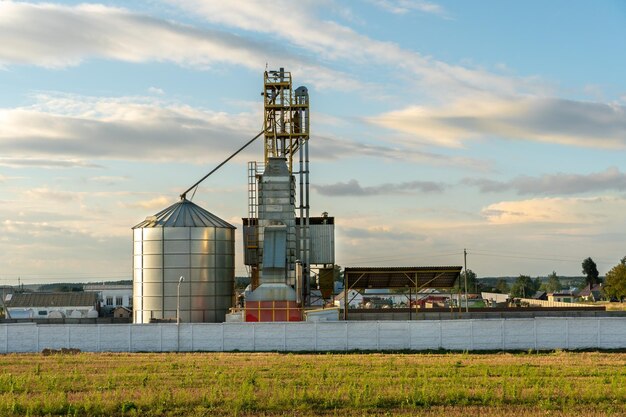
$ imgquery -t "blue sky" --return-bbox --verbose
[1,0,626,284]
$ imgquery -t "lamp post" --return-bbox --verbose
[177,276,185,325]
[464,248,468,313]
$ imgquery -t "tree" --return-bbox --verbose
[333,264,343,283]
[582,257,601,286]
[541,271,562,293]
[510,275,540,298]
[495,279,510,294]
[460,269,479,293]
[603,257,626,301]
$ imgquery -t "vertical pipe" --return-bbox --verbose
[161,228,165,320]
[295,261,302,304]
[304,138,310,306]
[343,271,347,321]
[299,138,304,302]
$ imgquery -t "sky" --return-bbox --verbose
[1,0,626,285]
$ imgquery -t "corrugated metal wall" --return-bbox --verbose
[300,224,335,264]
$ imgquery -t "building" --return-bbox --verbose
[333,289,363,309]
[4,292,99,319]
[84,284,133,315]
[577,284,603,302]
[112,306,132,319]
[548,291,574,303]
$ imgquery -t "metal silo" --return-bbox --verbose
[132,198,235,323]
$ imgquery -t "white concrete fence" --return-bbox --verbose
[1,318,626,353]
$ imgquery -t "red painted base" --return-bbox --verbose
[245,300,302,322]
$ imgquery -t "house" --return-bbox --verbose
[532,291,548,301]
[577,284,603,302]
[4,292,99,319]
[548,291,575,303]
[112,306,132,319]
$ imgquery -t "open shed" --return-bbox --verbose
[343,266,462,320]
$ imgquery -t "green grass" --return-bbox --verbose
[1,351,625,416]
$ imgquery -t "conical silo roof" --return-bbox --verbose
[133,198,235,229]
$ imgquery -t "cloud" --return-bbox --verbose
[120,196,173,210]
[368,0,447,16]
[0,93,263,163]
[312,133,482,167]
[163,1,530,98]
[0,157,102,169]
[0,174,20,183]
[22,188,81,203]
[368,96,626,148]
[1,92,485,167]
[0,218,130,280]
[313,178,445,196]
[147,87,165,95]
[0,2,360,91]
[0,3,262,68]
[465,167,626,195]
[341,226,422,242]
[88,176,130,185]
[482,196,626,225]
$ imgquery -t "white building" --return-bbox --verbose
[333,289,363,308]
[4,292,99,319]
[84,284,133,312]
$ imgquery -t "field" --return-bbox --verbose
[1,351,626,416]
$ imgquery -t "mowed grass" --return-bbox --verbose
[1,351,626,416]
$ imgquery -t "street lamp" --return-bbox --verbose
[177,276,185,324]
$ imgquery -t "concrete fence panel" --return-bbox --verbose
[503,319,536,350]
[536,318,568,350]
[191,323,223,351]
[472,319,504,351]
[567,318,599,350]
[285,322,315,351]
[379,321,409,350]
[441,320,472,350]
[6,323,37,353]
[69,325,99,352]
[315,322,348,351]
[347,321,379,350]
[254,323,286,351]
[223,323,254,351]
[599,318,626,349]
[409,321,441,350]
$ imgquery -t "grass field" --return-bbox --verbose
[1,351,626,416]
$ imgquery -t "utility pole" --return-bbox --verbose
[464,248,468,313]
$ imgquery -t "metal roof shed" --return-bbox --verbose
[343,266,462,320]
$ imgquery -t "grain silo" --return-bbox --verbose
[132,198,235,323]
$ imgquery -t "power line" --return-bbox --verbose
[467,249,615,264]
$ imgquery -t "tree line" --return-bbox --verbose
[461,256,626,301]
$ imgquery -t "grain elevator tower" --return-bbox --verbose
[243,68,334,321]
